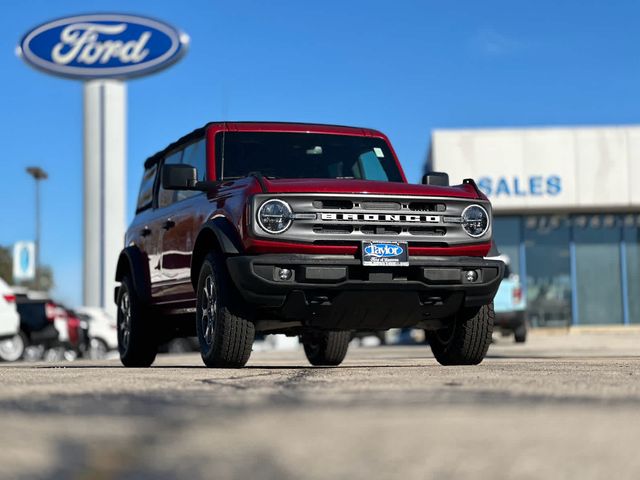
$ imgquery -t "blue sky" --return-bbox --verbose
[2,0,640,305]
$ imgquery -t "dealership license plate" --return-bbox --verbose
[362,241,409,267]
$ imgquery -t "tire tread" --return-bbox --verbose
[197,254,255,368]
[302,330,350,366]
[428,303,494,366]
[117,276,157,368]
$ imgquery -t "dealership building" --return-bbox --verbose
[429,126,640,327]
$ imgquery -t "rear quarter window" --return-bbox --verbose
[136,164,158,213]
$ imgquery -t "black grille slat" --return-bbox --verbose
[360,225,402,235]
[408,202,445,212]
[313,200,353,210]
[361,201,401,210]
[313,225,354,234]
[408,227,447,236]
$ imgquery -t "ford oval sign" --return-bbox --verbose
[17,14,189,79]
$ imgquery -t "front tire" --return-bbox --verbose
[301,330,350,366]
[426,303,494,365]
[117,276,157,367]
[196,253,255,368]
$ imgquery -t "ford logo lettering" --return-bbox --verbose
[364,244,404,258]
[17,14,189,79]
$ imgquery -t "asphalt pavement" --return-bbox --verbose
[0,332,639,480]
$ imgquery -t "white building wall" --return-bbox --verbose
[431,126,640,212]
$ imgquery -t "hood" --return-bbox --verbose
[262,178,482,199]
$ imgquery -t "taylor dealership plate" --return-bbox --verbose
[362,241,409,267]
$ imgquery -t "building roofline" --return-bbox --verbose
[432,123,640,136]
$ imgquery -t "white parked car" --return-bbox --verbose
[0,278,23,361]
[75,307,118,358]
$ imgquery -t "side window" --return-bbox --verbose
[176,139,207,202]
[136,163,157,213]
[182,139,207,180]
[158,150,183,209]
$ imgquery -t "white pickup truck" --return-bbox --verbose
[491,254,527,343]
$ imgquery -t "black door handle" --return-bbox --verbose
[140,226,152,237]
[162,219,176,230]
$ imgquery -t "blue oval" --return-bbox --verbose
[364,244,404,258]
[19,247,30,272]
[18,14,188,80]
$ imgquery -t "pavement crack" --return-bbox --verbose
[273,369,316,390]
[199,379,250,390]
[197,371,280,390]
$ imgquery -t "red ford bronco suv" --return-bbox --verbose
[115,122,503,368]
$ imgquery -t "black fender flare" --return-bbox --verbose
[114,246,151,304]
[190,217,244,287]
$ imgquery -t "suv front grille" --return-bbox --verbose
[359,225,403,235]
[252,194,491,247]
[313,224,355,235]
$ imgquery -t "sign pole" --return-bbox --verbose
[83,80,126,316]
[25,166,48,288]
[35,177,40,287]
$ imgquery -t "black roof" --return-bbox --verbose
[143,124,209,169]
[142,121,379,169]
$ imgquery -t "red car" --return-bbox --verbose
[115,122,503,368]
[50,304,90,359]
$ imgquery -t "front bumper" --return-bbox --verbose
[227,254,504,330]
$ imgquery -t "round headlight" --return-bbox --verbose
[257,199,293,234]
[461,204,489,238]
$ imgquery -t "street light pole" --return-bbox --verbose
[26,166,48,289]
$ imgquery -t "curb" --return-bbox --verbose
[531,325,640,336]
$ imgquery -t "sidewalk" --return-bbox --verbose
[492,330,640,357]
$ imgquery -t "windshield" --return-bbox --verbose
[215,132,403,182]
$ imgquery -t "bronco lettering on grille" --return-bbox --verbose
[320,213,440,223]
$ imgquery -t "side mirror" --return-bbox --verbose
[421,171,449,186]
[162,164,198,190]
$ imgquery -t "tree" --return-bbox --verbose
[22,266,54,292]
[0,245,12,284]
[0,245,54,291]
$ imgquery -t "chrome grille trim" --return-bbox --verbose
[252,193,492,245]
